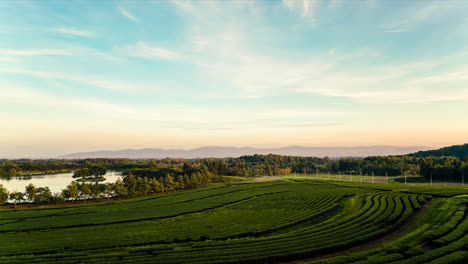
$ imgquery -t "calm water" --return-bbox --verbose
[0,171,123,194]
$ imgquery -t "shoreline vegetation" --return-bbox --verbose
[0,169,72,178]
[1,147,468,207]
[76,177,106,183]
[1,172,467,209]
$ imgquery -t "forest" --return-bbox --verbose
[2,151,468,181]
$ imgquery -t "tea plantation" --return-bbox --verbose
[2,180,468,263]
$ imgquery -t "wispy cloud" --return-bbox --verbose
[91,51,121,62]
[384,29,408,33]
[0,67,144,92]
[283,0,320,18]
[384,2,458,32]
[117,42,181,60]
[0,48,71,56]
[182,27,467,105]
[407,68,468,85]
[55,27,94,38]
[1,82,350,129]
[158,1,468,106]
[170,0,199,16]
[118,6,139,22]
[2,86,135,117]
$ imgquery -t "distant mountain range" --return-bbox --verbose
[409,143,468,160]
[59,146,434,159]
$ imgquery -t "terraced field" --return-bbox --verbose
[2,180,468,263]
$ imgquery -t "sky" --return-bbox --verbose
[1,0,468,158]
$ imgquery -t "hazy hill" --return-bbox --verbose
[409,144,468,160]
[59,146,433,159]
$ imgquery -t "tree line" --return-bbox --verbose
[2,153,468,206]
[0,165,216,206]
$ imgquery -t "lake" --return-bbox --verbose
[0,171,123,194]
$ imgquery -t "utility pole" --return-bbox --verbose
[328,171,330,180]
[430,171,433,186]
[316,168,318,178]
[463,171,464,186]
[372,172,374,184]
[304,167,307,177]
[350,171,352,182]
[339,171,341,181]
[386,172,388,184]
[360,170,362,183]
[405,173,407,185]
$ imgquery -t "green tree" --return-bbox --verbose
[25,183,37,205]
[113,179,127,198]
[164,175,175,191]
[89,164,107,178]
[34,187,53,204]
[9,191,23,208]
[149,178,162,193]
[189,172,201,188]
[73,168,90,179]
[124,172,137,197]
[62,181,78,202]
[142,177,151,195]
[91,183,102,199]
[183,174,190,188]
[158,177,166,192]
[80,184,91,202]
[136,177,145,196]
[136,177,151,195]
[0,184,8,205]
[104,183,113,200]
[176,175,185,189]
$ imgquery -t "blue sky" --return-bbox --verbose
[1,0,468,158]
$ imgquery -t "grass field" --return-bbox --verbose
[2,179,468,263]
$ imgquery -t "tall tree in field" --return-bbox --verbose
[149,178,162,193]
[142,177,151,195]
[136,177,145,196]
[189,172,201,188]
[104,183,113,200]
[113,179,127,198]
[164,174,175,191]
[0,184,8,205]
[158,177,166,192]
[124,172,137,197]
[25,183,37,205]
[80,184,91,202]
[63,181,78,202]
[34,187,53,204]
[183,174,190,188]
[9,191,23,208]
[177,175,185,189]
[91,183,103,199]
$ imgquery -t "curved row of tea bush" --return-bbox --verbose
[9,180,468,264]
[307,194,468,264]
[0,182,356,259]
[0,183,426,264]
